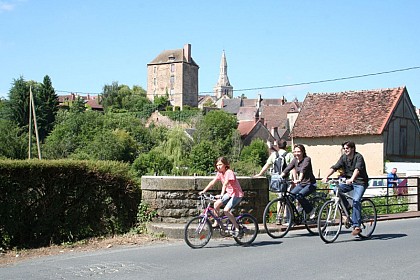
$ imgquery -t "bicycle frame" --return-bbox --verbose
[263,182,326,239]
[198,194,235,234]
[184,194,259,248]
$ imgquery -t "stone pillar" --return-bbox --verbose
[406,175,420,211]
[141,176,268,223]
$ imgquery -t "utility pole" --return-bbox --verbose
[28,86,42,159]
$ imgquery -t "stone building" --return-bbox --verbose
[147,44,199,110]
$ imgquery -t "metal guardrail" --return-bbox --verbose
[317,176,420,214]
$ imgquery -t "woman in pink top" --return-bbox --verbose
[199,156,244,237]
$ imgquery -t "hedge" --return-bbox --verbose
[0,159,141,249]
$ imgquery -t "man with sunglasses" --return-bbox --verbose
[322,141,369,236]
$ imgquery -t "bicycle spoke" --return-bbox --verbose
[263,198,292,238]
[358,198,377,238]
[318,200,342,243]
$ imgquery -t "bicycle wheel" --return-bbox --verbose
[234,213,259,246]
[263,197,293,238]
[184,216,213,249]
[358,198,377,239]
[304,196,326,235]
[318,200,342,243]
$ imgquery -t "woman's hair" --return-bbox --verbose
[215,156,230,169]
[342,141,356,152]
[293,143,307,157]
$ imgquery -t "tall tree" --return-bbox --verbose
[37,75,59,141]
[7,76,31,127]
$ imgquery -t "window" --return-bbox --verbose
[171,64,175,72]
[170,75,175,89]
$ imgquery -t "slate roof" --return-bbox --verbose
[148,48,198,67]
[237,106,258,121]
[291,87,406,138]
[221,98,242,114]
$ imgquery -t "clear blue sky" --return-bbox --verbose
[1,0,420,108]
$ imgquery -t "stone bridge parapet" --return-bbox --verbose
[141,176,268,223]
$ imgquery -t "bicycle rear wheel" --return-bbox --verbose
[263,197,292,238]
[234,213,259,246]
[358,198,377,239]
[318,200,342,243]
[184,216,213,249]
[304,196,326,235]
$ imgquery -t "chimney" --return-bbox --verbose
[184,44,191,62]
[271,127,278,137]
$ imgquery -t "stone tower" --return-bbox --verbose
[213,50,233,99]
[147,44,199,110]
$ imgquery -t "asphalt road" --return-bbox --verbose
[1,218,419,280]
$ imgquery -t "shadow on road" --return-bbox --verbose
[370,233,407,240]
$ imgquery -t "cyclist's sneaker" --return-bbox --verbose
[309,208,316,220]
[230,229,241,238]
[351,227,362,236]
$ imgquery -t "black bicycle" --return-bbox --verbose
[263,179,326,238]
[317,179,377,243]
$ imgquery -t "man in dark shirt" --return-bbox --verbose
[322,141,369,236]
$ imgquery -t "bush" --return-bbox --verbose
[0,159,141,249]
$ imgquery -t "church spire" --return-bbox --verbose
[214,50,233,99]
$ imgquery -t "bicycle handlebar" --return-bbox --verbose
[199,193,218,201]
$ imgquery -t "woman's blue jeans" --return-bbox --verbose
[290,183,317,213]
[337,183,366,228]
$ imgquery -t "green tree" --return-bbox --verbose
[0,120,28,159]
[101,82,151,114]
[158,127,193,175]
[101,81,121,111]
[188,140,219,175]
[69,96,86,113]
[42,110,101,159]
[194,110,238,156]
[37,75,59,141]
[240,138,269,166]
[7,76,31,127]
[153,94,170,111]
[132,149,173,177]
[71,128,138,162]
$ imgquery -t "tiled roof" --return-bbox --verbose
[237,121,257,137]
[260,102,300,129]
[291,87,405,138]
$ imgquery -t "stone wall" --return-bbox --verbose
[141,176,269,223]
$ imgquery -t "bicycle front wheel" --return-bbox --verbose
[358,198,377,239]
[234,213,259,246]
[184,216,213,249]
[304,196,326,235]
[318,200,342,243]
[263,197,293,238]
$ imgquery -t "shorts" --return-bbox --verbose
[220,193,242,210]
